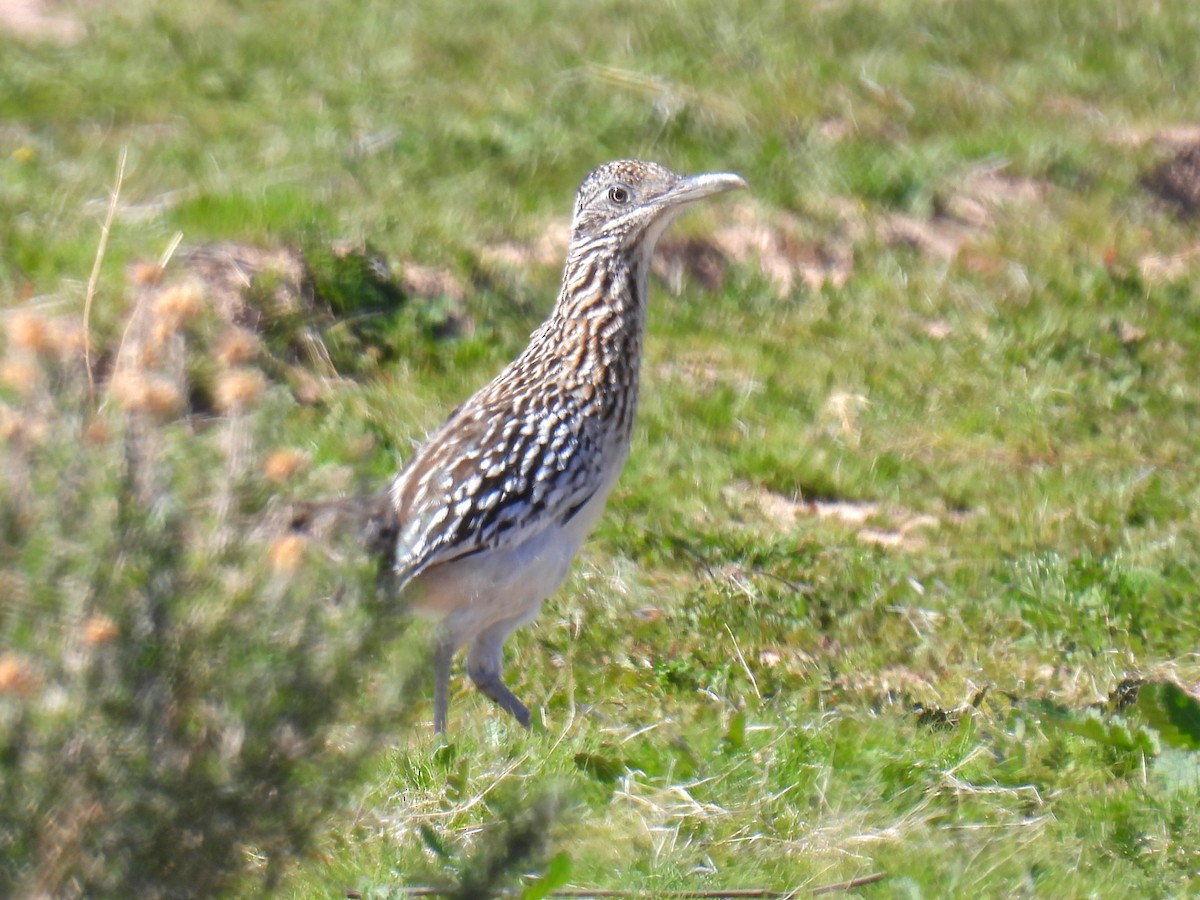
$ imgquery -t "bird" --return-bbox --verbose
[383,160,747,732]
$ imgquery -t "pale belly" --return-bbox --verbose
[403,457,625,641]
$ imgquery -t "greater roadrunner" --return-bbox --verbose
[385,160,746,732]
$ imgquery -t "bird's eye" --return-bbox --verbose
[608,186,629,204]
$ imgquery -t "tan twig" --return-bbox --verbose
[83,145,127,403]
[345,879,885,897]
[810,872,887,895]
[159,230,184,269]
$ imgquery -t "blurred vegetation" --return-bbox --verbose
[0,288,412,894]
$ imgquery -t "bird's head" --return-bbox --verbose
[569,160,746,254]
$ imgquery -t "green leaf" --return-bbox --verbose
[418,824,452,860]
[445,755,471,804]
[432,742,457,767]
[1032,702,1159,755]
[519,851,572,900]
[724,708,747,751]
[1135,681,1200,751]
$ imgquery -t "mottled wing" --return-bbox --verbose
[388,375,605,587]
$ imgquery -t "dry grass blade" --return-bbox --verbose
[584,63,752,127]
[725,623,761,700]
[83,144,127,402]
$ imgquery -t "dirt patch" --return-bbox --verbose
[0,0,87,44]
[855,514,941,550]
[688,167,1048,285]
[702,203,854,295]
[480,201,855,299]
[1137,243,1200,283]
[881,168,1049,262]
[941,169,1047,226]
[398,262,467,306]
[1143,142,1200,218]
[480,221,570,270]
[879,212,975,262]
[653,235,735,294]
[483,167,1049,296]
[723,482,957,553]
[1106,122,1200,149]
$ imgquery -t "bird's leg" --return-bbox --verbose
[432,631,458,734]
[466,618,531,729]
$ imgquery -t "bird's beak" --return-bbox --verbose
[664,171,748,206]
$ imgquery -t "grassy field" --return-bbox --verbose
[3,0,1200,896]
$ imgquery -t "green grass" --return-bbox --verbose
[3,0,1200,896]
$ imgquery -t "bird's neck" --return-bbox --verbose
[553,236,648,324]
[537,236,654,435]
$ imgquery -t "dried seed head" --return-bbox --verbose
[82,614,120,646]
[0,357,39,395]
[263,449,310,483]
[129,261,164,286]
[84,418,111,445]
[135,340,164,369]
[215,367,266,414]
[289,370,327,406]
[0,654,38,697]
[47,320,88,359]
[268,534,306,574]
[0,406,24,442]
[214,328,261,366]
[147,283,204,346]
[5,310,53,355]
[110,371,185,419]
[153,282,205,329]
[0,406,47,443]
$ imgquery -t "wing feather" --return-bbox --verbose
[388,375,605,586]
